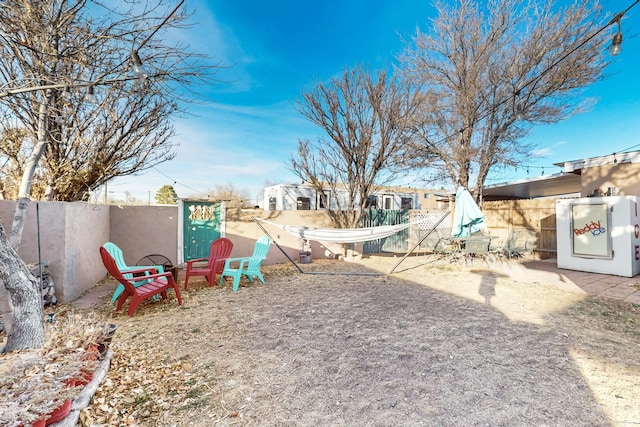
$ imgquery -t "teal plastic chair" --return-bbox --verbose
[218,235,271,292]
[102,242,165,302]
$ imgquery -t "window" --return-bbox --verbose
[364,195,378,209]
[318,192,329,209]
[401,197,413,210]
[297,197,311,210]
[268,197,276,211]
[423,193,430,198]
[383,196,393,210]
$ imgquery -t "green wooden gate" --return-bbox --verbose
[182,200,222,261]
[362,209,409,254]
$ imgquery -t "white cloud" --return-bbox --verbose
[530,147,552,157]
[109,97,314,203]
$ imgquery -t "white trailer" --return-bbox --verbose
[264,184,350,211]
[264,184,422,211]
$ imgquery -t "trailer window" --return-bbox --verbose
[365,195,378,208]
[383,196,393,210]
[297,197,311,210]
[318,193,329,209]
[268,197,277,211]
[401,197,413,210]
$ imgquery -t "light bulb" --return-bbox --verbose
[610,32,622,56]
[130,51,148,79]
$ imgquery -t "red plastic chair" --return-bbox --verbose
[100,247,183,316]
[184,237,234,289]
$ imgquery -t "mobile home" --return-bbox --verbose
[263,184,349,211]
[263,184,425,211]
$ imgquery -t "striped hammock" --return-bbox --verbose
[256,218,411,243]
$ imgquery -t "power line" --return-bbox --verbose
[152,167,208,195]
[613,143,640,154]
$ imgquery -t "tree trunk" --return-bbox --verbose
[1,91,51,351]
[0,279,13,338]
[9,197,30,249]
[9,90,52,249]
[0,222,45,352]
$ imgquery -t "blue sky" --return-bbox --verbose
[109,0,640,204]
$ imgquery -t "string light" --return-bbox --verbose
[513,89,524,120]
[507,146,640,179]
[130,51,148,80]
[609,13,625,56]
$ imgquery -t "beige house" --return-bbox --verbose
[483,151,640,201]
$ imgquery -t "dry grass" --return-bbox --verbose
[38,257,640,426]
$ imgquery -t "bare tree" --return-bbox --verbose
[0,0,214,212]
[0,85,177,202]
[0,127,33,200]
[0,0,215,352]
[291,65,421,229]
[206,183,251,208]
[398,0,609,200]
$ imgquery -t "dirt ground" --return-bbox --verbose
[73,256,640,426]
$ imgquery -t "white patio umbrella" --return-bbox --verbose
[451,187,488,237]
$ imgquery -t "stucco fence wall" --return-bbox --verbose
[0,200,109,302]
[0,202,349,303]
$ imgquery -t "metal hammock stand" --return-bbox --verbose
[387,211,450,274]
[252,216,381,276]
[252,211,450,277]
